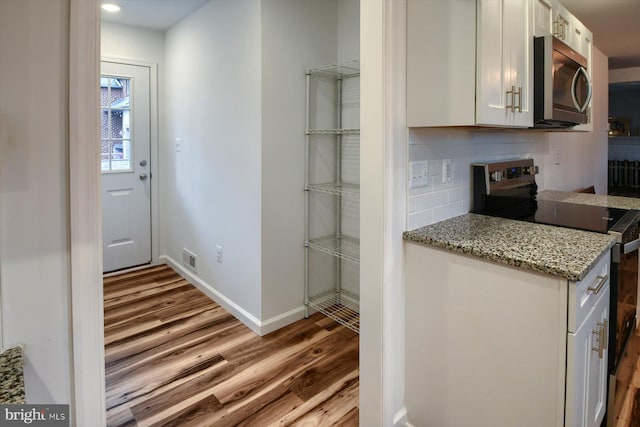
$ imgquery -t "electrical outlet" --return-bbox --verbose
[409,161,429,188]
[442,159,452,184]
[216,245,223,264]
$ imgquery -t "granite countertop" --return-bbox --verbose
[538,189,640,210]
[403,213,616,281]
[0,346,25,404]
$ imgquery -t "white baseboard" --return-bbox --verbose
[160,255,305,336]
[393,407,410,427]
[260,305,306,335]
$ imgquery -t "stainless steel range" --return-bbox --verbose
[472,158,639,426]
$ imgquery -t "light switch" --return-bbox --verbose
[409,161,429,188]
[442,159,452,184]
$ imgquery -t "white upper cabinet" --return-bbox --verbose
[534,0,553,36]
[534,0,592,59]
[406,0,477,127]
[407,0,591,130]
[407,0,533,128]
[476,0,534,127]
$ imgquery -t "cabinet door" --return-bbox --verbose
[566,285,609,427]
[505,0,534,127]
[534,0,553,36]
[476,0,533,127]
[476,0,509,126]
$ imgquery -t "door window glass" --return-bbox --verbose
[100,76,132,172]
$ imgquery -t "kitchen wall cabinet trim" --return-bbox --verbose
[304,60,360,334]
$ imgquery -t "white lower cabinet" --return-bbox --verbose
[405,242,611,427]
[566,284,610,427]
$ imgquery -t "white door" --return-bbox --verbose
[101,61,151,272]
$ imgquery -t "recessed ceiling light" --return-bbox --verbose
[101,3,121,13]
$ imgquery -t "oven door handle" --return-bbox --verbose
[623,237,640,254]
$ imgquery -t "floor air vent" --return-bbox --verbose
[182,249,197,273]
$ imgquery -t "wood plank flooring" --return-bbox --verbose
[104,265,359,427]
[616,326,640,427]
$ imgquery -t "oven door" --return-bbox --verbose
[607,241,639,426]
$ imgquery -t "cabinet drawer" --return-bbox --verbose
[568,251,610,333]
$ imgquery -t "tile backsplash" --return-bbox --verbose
[407,128,550,230]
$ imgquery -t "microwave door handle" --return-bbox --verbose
[571,66,593,113]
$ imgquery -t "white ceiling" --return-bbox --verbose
[102,0,640,70]
[101,0,209,31]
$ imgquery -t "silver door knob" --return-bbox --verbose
[139,159,147,167]
[139,173,148,180]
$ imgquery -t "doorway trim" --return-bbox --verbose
[101,57,160,269]
[69,0,106,425]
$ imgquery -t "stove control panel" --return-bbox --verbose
[473,159,538,193]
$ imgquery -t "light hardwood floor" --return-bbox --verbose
[104,265,359,427]
[616,326,640,427]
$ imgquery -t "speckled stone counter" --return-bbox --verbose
[0,346,25,404]
[538,189,640,210]
[403,213,616,281]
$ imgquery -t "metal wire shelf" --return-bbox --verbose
[307,235,360,264]
[306,182,360,199]
[305,128,360,135]
[306,60,360,79]
[307,289,360,333]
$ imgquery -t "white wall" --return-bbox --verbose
[260,0,339,321]
[610,66,640,83]
[0,0,71,404]
[337,0,360,63]
[162,0,263,320]
[161,0,357,331]
[407,47,610,230]
[101,21,164,65]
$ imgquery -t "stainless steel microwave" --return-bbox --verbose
[533,35,592,128]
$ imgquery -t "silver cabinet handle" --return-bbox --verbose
[600,319,608,350]
[506,86,516,113]
[515,86,522,113]
[587,274,608,295]
[554,16,567,40]
[139,173,148,180]
[592,323,605,359]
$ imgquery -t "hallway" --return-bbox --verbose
[104,265,359,426]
